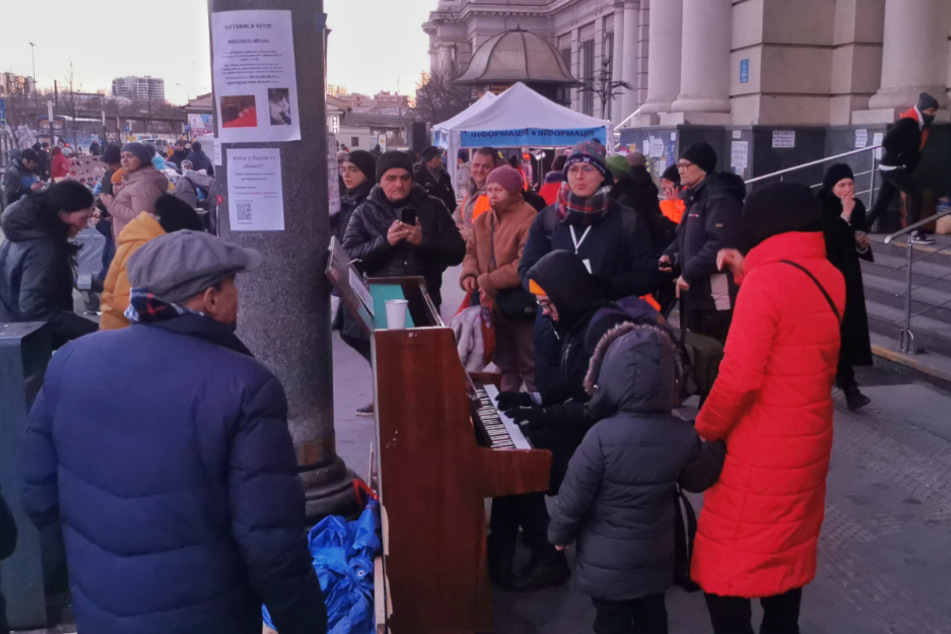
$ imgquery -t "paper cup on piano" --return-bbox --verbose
[385,299,409,329]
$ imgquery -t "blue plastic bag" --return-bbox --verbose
[264,499,381,633]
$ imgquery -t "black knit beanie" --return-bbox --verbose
[822,163,854,191]
[155,194,203,233]
[661,165,681,186]
[420,145,442,163]
[375,151,414,182]
[345,150,377,183]
[741,182,822,253]
[680,142,717,174]
[917,92,939,112]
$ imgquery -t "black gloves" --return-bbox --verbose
[496,391,535,410]
[506,406,549,433]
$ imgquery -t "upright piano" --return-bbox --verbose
[366,275,551,632]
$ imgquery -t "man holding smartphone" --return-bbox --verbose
[343,150,466,311]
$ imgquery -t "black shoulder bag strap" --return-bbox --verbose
[778,260,841,324]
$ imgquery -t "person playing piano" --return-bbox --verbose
[493,250,663,592]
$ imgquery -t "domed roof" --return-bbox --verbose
[453,28,579,85]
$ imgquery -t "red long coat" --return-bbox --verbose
[691,231,845,598]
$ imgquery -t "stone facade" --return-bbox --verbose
[425,0,951,128]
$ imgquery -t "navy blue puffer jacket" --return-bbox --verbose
[19,315,327,634]
[548,323,724,601]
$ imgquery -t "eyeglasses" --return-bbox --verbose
[537,299,553,312]
[567,164,599,175]
[677,161,694,171]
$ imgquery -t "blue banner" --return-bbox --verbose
[460,125,607,148]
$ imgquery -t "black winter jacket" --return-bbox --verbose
[18,314,328,634]
[0,195,98,348]
[610,169,678,255]
[663,174,743,312]
[520,201,662,301]
[413,163,457,214]
[332,181,374,340]
[342,184,465,308]
[880,113,925,171]
[549,323,725,601]
[2,159,39,207]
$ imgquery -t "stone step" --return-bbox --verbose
[862,250,951,282]
[862,275,951,324]
[869,331,951,393]
[864,299,951,357]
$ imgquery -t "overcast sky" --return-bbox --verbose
[0,0,433,105]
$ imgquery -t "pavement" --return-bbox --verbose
[26,267,951,633]
[331,267,951,634]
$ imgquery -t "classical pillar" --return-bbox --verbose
[611,5,626,125]
[671,0,732,116]
[208,0,358,520]
[639,0,683,115]
[620,0,640,119]
[868,0,950,110]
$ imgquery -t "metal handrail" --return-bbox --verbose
[744,145,881,184]
[881,207,951,353]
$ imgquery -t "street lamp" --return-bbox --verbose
[28,42,36,107]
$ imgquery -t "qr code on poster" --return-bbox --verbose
[236,203,252,222]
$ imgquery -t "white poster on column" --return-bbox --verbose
[211,10,301,143]
[227,148,285,231]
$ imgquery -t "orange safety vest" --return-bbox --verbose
[472,193,492,220]
[660,199,686,224]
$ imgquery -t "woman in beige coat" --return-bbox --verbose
[459,165,538,391]
[99,142,168,239]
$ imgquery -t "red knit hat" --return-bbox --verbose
[485,165,524,194]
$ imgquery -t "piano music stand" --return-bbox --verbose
[325,236,374,336]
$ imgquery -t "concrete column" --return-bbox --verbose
[640,0,683,115]
[611,6,626,125]
[868,0,950,110]
[208,0,357,520]
[620,0,640,119]
[671,0,732,118]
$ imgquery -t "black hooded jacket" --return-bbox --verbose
[342,183,465,308]
[0,194,98,348]
[663,173,744,312]
[412,162,457,214]
[610,166,677,254]
[549,323,724,601]
[2,158,38,208]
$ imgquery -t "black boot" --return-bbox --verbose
[508,549,570,592]
[844,384,870,411]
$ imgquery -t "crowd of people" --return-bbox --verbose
[0,92,939,634]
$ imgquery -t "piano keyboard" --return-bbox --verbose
[476,384,532,450]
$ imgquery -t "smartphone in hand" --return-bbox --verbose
[400,207,417,225]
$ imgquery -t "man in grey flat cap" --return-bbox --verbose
[19,230,328,634]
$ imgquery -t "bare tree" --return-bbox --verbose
[412,70,471,124]
[579,60,631,116]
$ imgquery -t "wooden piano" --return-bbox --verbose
[362,275,551,632]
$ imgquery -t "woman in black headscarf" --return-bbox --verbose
[817,163,873,410]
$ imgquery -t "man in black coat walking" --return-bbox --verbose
[866,92,940,244]
[342,151,465,310]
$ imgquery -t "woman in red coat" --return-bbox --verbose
[50,146,70,179]
[692,183,845,634]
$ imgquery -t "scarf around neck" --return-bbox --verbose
[556,181,613,226]
[125,287,204,323]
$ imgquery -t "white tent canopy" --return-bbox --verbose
[454,82,612,148]
[437,83,613,189]
[432,92,497,149]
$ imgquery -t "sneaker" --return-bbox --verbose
[355,402,374,417]
[910,232,935,245]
